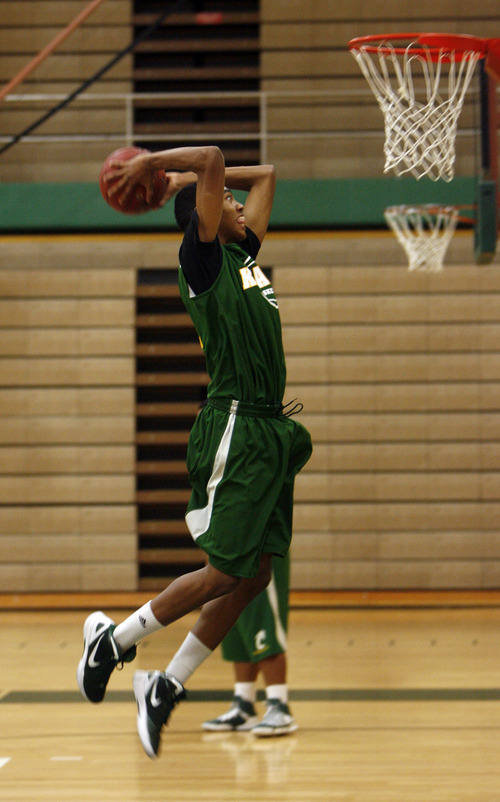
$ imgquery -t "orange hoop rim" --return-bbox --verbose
[348,33,497,62]
[385,203,475,227]
[385,203,458,214]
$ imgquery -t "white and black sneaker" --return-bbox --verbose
[202,696,258,732]
[133,670,186,759]
[77,611,136,703]
[252,699,298,737]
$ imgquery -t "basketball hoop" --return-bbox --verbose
[349,34,495,182]
[384,204,459,272]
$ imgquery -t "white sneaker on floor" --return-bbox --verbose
[202,695,259,732]
[252,699,298,737]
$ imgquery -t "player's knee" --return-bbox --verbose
[205,563,240,597]
[248,554,273,598]
[258,557,273,590]
[262,552,273,576]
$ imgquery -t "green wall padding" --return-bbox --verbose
[474,180,498,264]
[0,176,477,232]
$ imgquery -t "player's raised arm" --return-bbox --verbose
[223,164,276,243]
[106,145,225,240]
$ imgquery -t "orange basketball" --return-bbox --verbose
[99,146,167,215]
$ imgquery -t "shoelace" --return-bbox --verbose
[280,398,304,417]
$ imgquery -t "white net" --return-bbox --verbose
[350,40,481,181]
[384,204,459,272]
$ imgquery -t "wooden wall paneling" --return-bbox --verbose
[283,323,500,354]
[0,1,131,26]
[0,387,134,415]
[135,267,207,591]
[0,142,133,183]
[0,250,137,592]
[0,533,137,563]
[0,299,134,327]
[0,328,135,357]
[0,357,134,386]
[0,269,135,296]
[0,415,134,445]
[0,0,132,183]
[283,382,500,414]
[273,265,500,294]
[0,445,135,474]
[0,104,129,137]
[0,561,137,592]
[2,230,497,592]
[0,475,134,504]
[261,0,500,22]
[276,242,500,590]
[131,3,260,165]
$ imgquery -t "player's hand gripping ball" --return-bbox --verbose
[99,146,167,214]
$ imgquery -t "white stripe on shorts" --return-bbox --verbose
[185,406,237,540]
[266,569,287,651]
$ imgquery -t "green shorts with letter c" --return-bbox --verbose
[221,553,290,663]
[185,398,312,578]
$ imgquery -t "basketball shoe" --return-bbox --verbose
[252,699,298,737]
[77,611,136,703]
[133,670,186,759]
[202,696,259,732]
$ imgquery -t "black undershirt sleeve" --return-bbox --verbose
[179,210,261,295]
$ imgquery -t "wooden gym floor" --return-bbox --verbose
[1,595,500,801]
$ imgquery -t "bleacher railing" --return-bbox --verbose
[0,88,482,167]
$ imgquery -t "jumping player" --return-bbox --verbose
[77,145,312,759]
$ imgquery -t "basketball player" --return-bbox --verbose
[76,145,312,759]
[203,554,297,737]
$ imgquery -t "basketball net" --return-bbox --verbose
[350,40,481,181]
[385,205,459,272]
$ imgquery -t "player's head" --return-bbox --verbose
[174,183,246,243]
[218,188,246,244]
[174,182,197,230]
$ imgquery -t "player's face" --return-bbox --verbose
[218,190,247,243]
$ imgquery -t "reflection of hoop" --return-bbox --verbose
[385,204,459,273]
[349,34,499,182]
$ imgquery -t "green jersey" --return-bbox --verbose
[178,218,286,405]
[177,213,313,578]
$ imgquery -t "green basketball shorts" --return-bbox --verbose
[221,553,290,663]
[185,398,312,578]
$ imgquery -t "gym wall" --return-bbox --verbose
[0,1,499,592]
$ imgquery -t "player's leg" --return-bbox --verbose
[132,417,311,754]
[202,660,260,732]
[76,611,138,703]
[77,561,239,704]
[250,491,298,737]
[203,553,295,734]
[253,651,298,737]
[133,553,273,758]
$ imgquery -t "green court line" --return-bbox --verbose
[2,688,500,704]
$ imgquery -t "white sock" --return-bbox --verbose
[235,682,257,705]
[266,684,288,704]
[165,631,212,686]
[113,601,163,652]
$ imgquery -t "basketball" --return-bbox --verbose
[99,146,167,214]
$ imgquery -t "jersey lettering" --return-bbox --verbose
[254,629,268,654]
[239,266,258,289]
[239,264,271,291]
[252,265,271,289]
